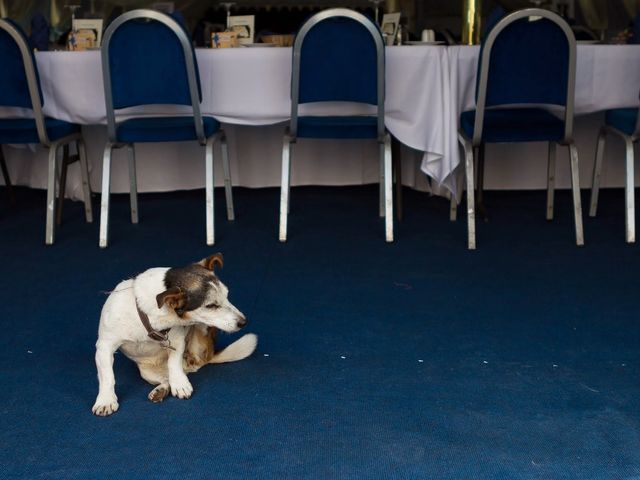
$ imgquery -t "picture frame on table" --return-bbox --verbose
[72,18,103,46]
[381,12,400,45]
[228,15,255,45]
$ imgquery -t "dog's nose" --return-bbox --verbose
[237,316,248,328]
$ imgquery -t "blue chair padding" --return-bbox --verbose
[482,6,506,41]
[29,13,49,51]
[461,108,565,143]
[297,116,378,139]
[0,117,79,144]
[297,16,381,105]
[605,108,638,136]
[633,15,640,44]
[0,19,44,108]
[480,17,570,108]
[169,11,188,32]
[115,116,219,143]
[108,16,202,110]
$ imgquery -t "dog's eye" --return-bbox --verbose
[205,303,219,309]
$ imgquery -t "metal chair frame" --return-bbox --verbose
[99,9,234,248]
[0,19,93,245]
[280,8,393,243]
[452,8,583,250]
[588,110,640,243]
[0,145,15,204]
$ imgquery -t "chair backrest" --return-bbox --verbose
[473,8,576,145]
[30,13,49,51]
[0,18,49,145]
[101,9,205,143]
[290,8,385,140]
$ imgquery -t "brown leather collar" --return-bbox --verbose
[136,302,171,344]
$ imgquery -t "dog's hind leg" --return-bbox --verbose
[148,384,170,403]
[138,364,170,403]
[183,325,217,373]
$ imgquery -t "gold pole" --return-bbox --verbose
[462,0,482,45]
[385,0,400,13]
[50,0,63,30]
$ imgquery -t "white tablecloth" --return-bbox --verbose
[3,46,447,197]
[3,45,640,199]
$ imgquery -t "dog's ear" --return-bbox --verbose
[199,253,223,271]
[156,287,187,311]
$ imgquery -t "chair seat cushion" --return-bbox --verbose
[116,116,220,143]
[605,108,638,136]
[0,117,79,144]
[297,116,379,139]
[460,108,565,143]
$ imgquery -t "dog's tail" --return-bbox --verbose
[208,333,258,364]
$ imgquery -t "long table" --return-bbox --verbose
[3,44,640,200]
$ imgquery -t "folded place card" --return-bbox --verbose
[72,18,103,46]
[228,15,255,45]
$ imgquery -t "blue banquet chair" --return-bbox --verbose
[279,8,393,242]
[588,108,638,243]
[0,18,92,244]
[453,8,583,249]
[29,13,49,51]
[99,9,234,248]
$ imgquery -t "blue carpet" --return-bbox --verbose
[0,185,639,479]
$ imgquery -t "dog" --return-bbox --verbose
[92,253,257,416]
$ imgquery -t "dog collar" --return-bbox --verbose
[136,301,174,349]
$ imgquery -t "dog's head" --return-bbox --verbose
[155,253,247,333]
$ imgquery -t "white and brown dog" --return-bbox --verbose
[92,253,257,416]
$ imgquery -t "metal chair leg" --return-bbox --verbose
[220,132,235,221]
[383,133,393,242]
[205,135,215,246]
[45,144,59,245]
[287,144,292,214]
[0,145,16,205]
[568,142,584,246]
[99,144,113,248]
[589,127,607,217]
[379,147,384,218]
[475,144,488,220]
[127,144,139,224]
[449,193,457,221]
[279,135,292,242]
[77,138,93,223]
[546,142,556,220]
[55,145,70,226]
[461,138,476,250]
[450,164,459,221]
[392,136,403,221]
[624,136,635,243]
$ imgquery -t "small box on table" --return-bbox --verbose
[211,31,238,48]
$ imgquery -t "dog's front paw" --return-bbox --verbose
[92,395,119,416]
[170,377,193,399]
